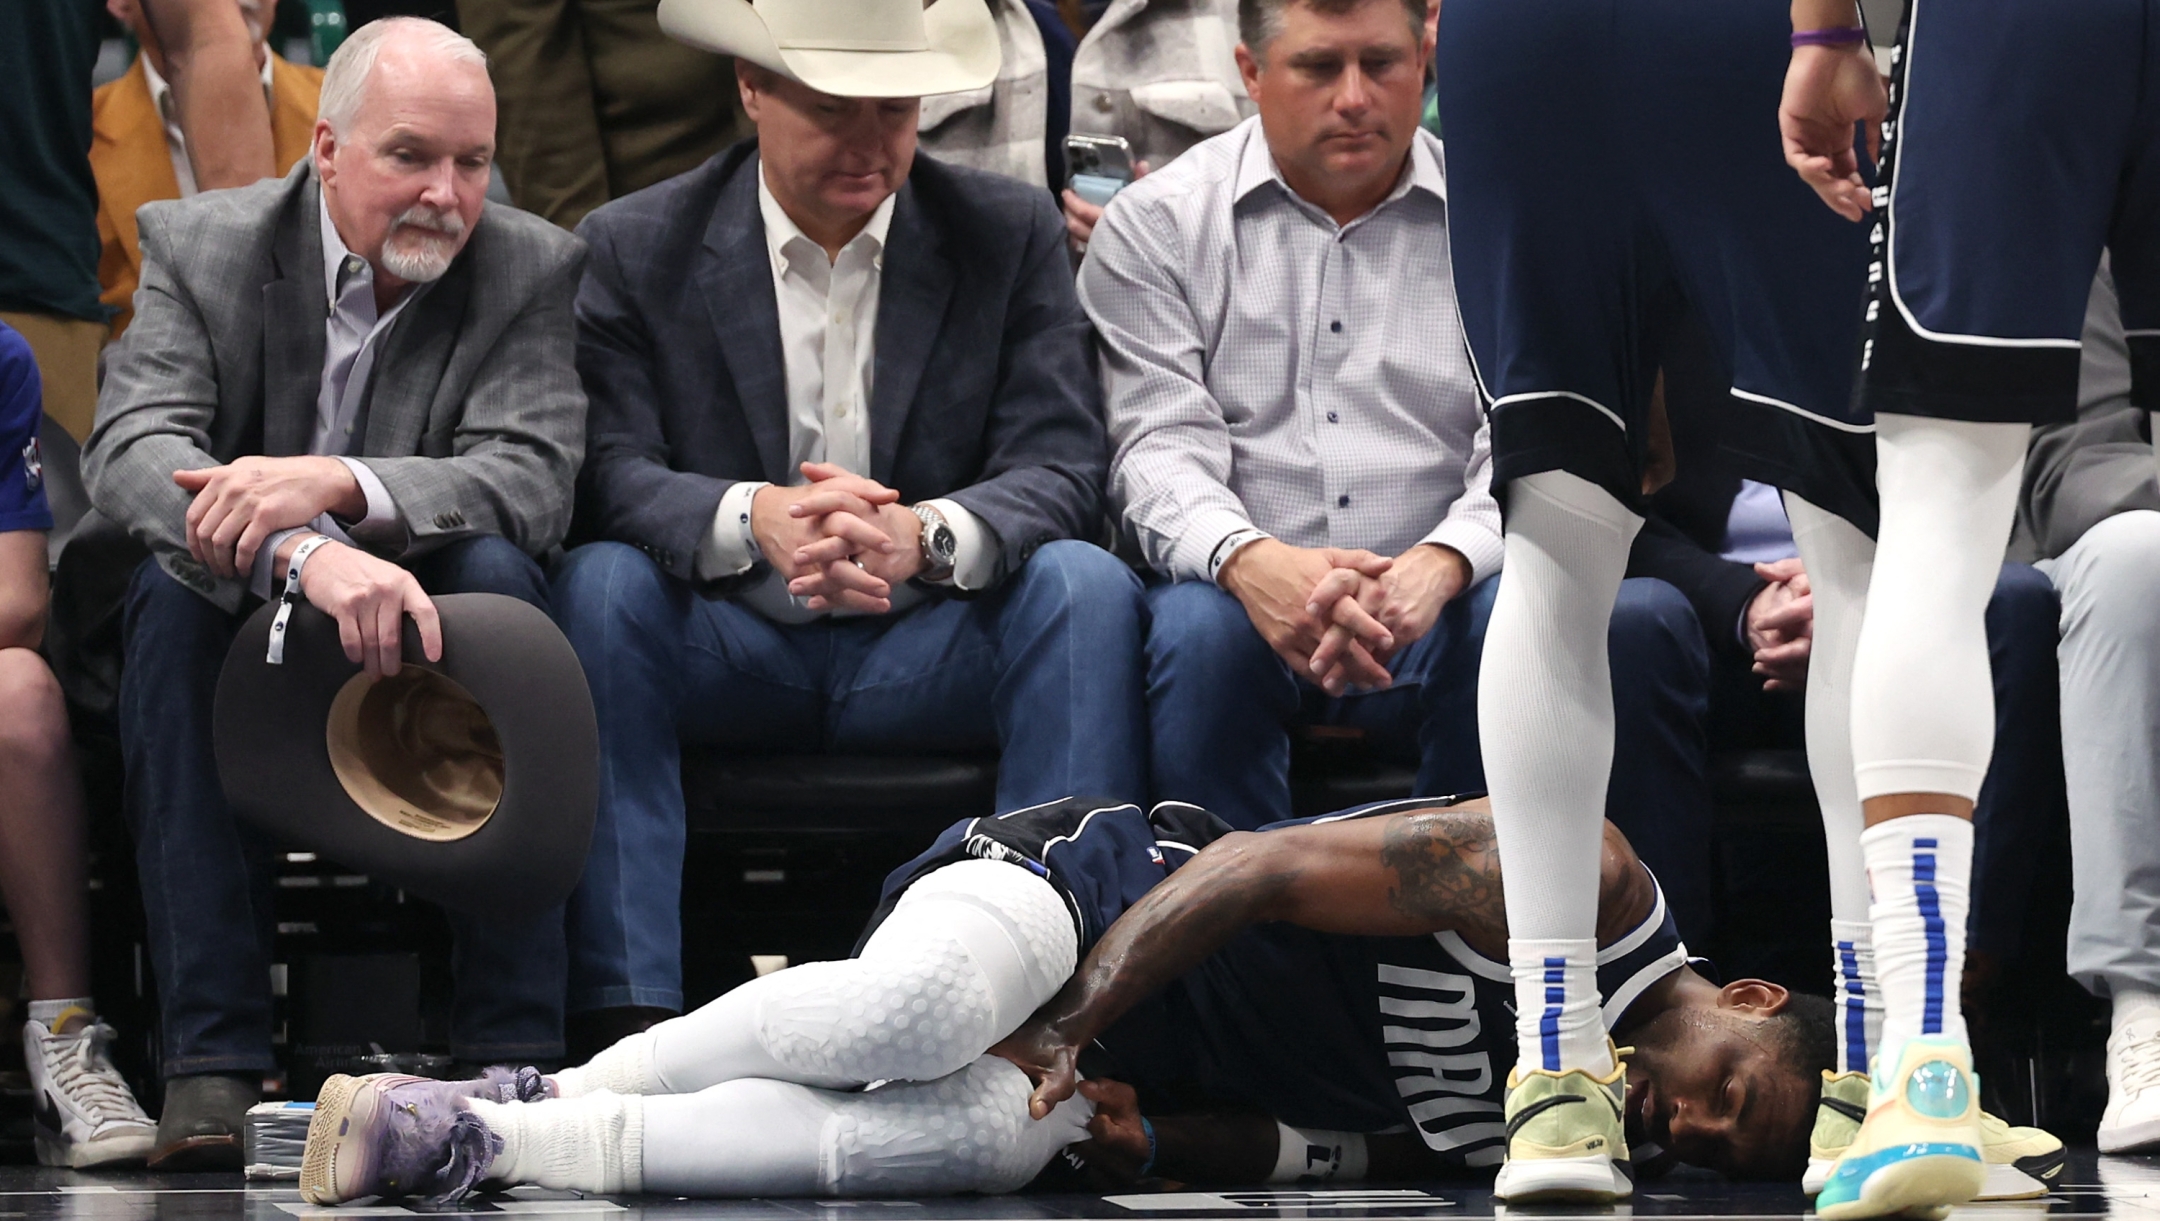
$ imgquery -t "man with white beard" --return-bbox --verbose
[82,16,587,1169]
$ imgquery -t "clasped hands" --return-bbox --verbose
[1217,538,1472,696]
[173,455,438,680]
[751,461,925,615]
[1745,557,1814,691]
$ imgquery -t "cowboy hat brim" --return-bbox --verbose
[659,0,1000,98]
[213,593,597,920]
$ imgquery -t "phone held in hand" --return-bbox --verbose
[1065,134,1135,207]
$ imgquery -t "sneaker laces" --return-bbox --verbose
[46,1023,146,1124]
[2117,1029,2160,1095]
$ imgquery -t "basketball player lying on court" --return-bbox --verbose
[297,796,2061,1203]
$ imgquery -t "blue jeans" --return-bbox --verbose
[119,537,569,1077]
[1145,576,1715,936]
[550,539,1150,1014]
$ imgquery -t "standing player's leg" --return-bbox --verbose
[1819,0,2139,1214]
[1436,0,1647,1200]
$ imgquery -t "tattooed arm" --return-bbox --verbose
[994,797,1659,1116]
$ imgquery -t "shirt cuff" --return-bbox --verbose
[335,457,404,545]
[1421,518,1505,586]
[1165,507,1266,585]
[696,480,770,581]
[921,498,999,591]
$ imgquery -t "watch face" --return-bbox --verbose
[930,524,958,564]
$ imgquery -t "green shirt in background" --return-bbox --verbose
[0,0,104,322]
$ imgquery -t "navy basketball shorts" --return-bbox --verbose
[1437,0,1878,533]
[1863,0,2160,424]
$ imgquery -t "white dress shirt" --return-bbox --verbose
[140,52,276,200]
[695,160,997,623]
[245,192,415,598]
[1080,118,1504,587]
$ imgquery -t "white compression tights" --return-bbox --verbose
[1785,491,1881,1073]
[1849,413,2030,802]
[476,1057,1095,1198]
[1480,470,1642,1073]
[518,859,1085,1196]
[556,858,1078,1097]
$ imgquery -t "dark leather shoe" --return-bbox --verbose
[565,1005,674,1066]
[148,1073,260,1171]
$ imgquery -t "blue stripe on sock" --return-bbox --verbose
[1540,956,1565,1071]
[1838,940,1867,1072]
[1913,845,1945,1036]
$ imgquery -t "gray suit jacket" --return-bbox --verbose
[84,162,589,612]
[2017,269,2158,563]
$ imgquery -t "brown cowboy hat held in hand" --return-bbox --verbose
[213,593,598,919]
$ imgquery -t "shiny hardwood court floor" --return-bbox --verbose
[3,1151,2153,1221]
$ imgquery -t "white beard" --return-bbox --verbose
[378,205,466,282]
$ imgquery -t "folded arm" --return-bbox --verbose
[994,800,1655,1117]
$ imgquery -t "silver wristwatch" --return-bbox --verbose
[911,503,958,581]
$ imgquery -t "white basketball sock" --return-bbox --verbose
[1480,470,1640,1078]
[469,1092,645,1194]
[1850,414,2028,802]
[552,1028,659,1099]
[1829,920,1882,1076]
[1784,491,1880,1076]
[1863,814,1973,1072]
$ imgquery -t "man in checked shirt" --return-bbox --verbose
[1080,0,1712,912]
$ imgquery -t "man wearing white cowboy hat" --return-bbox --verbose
[550,0,1149,1056]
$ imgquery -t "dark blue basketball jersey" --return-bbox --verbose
[866,796,1692,1172]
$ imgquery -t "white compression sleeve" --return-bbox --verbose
[1784,491,1876,925]
[1785,491,1882,1075]
[623,859,1075,1094]
[1480,470,1641,1075]
[1849,413,2030,801]
[639,1057,1095,1198]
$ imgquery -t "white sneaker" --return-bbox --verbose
[24,1012,156,1167]
[2102,1017,2160,1154]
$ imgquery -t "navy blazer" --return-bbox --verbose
[571,140,1108,592]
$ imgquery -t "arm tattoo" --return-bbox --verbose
[1378,812,1507,939]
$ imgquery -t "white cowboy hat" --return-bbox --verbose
[659,0,1000,98]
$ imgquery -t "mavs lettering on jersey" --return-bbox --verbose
[1376,961,1505,1165]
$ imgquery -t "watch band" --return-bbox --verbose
[911,503,957,579]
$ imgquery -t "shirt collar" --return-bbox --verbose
[1232,117,1448,218]
[756,157,897,277]
[319,187,368,310]
[143,50,276,129]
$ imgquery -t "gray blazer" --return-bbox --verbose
[2017,269,2158,563]
[84,163,589,613]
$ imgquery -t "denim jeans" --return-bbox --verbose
[119,536,569,1077]
[1143,575,1715,939]
[550,539,1150,1014]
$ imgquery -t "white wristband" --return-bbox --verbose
[267,534,335,665]
[1268,1124,1368,1184]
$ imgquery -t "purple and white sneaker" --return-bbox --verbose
[300,1069,543,1205]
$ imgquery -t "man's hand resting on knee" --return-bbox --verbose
[1218,540,1396,695]
[173,456,367,579]
[1746,557,1813,691]
[275,535,442,680]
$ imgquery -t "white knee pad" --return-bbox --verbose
[756,860,1077,1085]
[823,1056,1094,1196]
